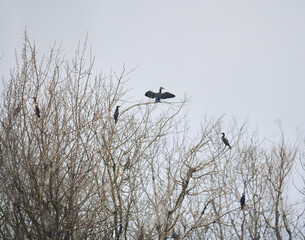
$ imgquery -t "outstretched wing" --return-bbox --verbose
[161,92,175,99]
[145,91,157,99]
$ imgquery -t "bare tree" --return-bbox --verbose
[294,137,305,239]
[0,33,304,240]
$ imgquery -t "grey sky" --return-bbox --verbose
[1,0,305,140]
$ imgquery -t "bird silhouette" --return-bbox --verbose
[221,132,231,149]
[33,97,40,118]
[240,193,245,210]
[114,106,120,123]
[145,87,175,102]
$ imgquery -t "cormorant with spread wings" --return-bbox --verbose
[145,87,175,103]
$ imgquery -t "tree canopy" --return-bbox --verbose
[0,34,304,240]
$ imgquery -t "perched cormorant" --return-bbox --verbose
[221,132,231,149]
[145,87,175,102]
[240,193,245,210]
[33,97,40,118]
[114,106,120,124]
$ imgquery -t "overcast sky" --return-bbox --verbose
[1,0,305,141]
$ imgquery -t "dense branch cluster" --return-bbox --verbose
[0,34,304,239]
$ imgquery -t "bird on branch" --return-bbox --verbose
[113,106,120,124]
[221,132,231,149]
[33,97,40,118]
[240,193,245,210]
[145,87,175,103]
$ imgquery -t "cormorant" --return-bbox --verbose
[221,132,231,149]
[114,106,120,124]
[33,97,40,118]
[240,193,245,210]
[145,87,175,102]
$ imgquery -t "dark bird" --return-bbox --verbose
[33,97,40,118]
[113,106,120,124]
[240,193,245,210]
[145,87,175,102]
[221,132,231,149]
